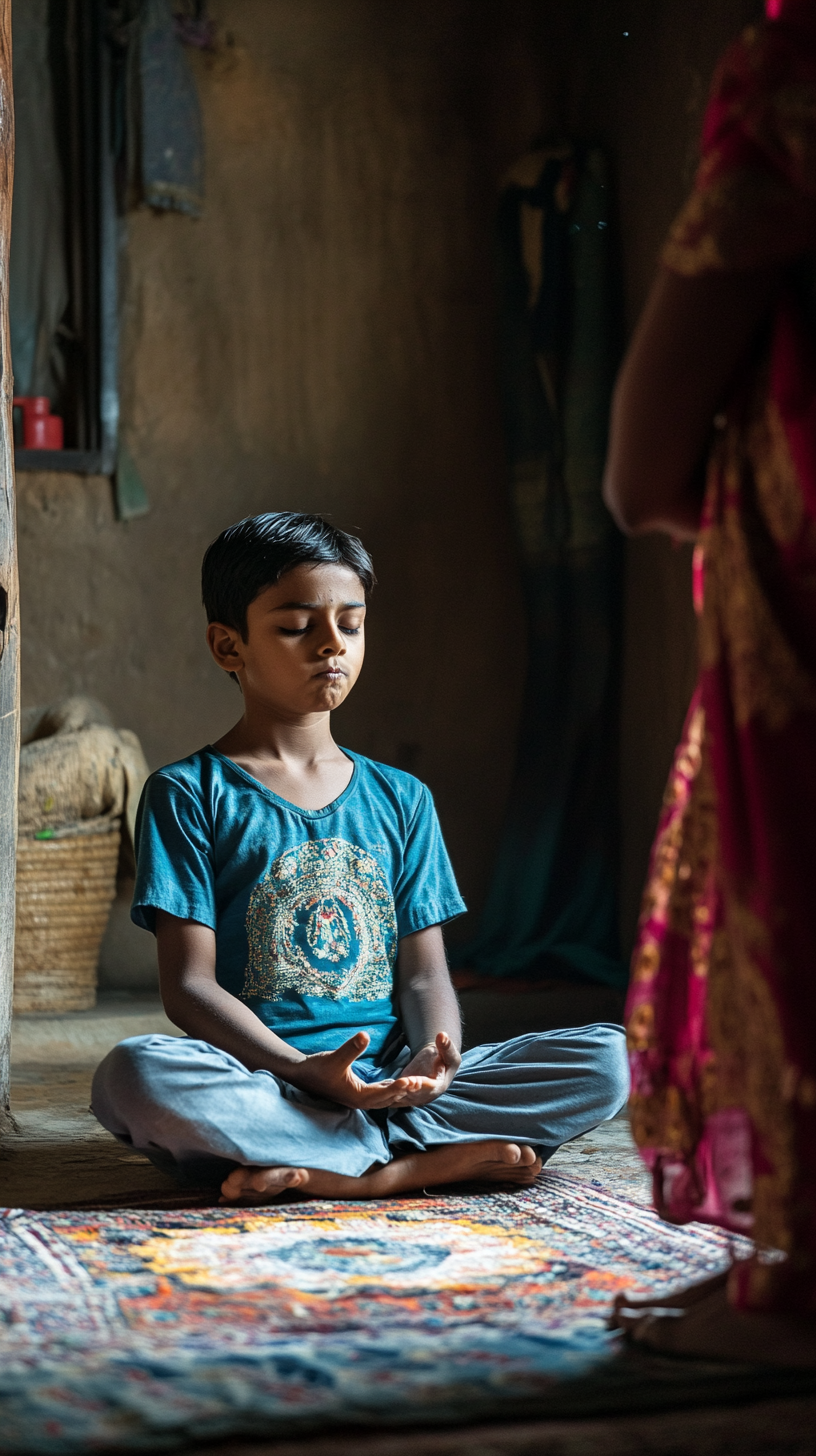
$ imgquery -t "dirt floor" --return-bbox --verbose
[4,993,187,1207]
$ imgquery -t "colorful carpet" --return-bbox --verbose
[0,1171,787,1454]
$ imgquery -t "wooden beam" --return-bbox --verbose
[0,0,17,1137]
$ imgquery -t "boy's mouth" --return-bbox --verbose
[316,667,346,681]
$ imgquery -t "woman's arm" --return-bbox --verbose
[155,910,426,1110]
[396,924,462,1103]
[603,265,781,539]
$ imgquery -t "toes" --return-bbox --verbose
[509,1162,538,1181]
[249,1167,306,1192]
[497,1143,539,1167]
[221,1170,247,1197]
[502,1154,541,1185]
[222,1166,306,1200]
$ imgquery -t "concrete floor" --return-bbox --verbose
[3,991,649,1208]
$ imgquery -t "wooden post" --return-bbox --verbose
[0,0,17,1137]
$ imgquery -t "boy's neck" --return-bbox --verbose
[213,696,349,772]
[213,705,354,810]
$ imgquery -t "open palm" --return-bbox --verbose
[294,1030,436,1110]
[398,1032,461,1106]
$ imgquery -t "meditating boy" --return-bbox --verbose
[92,511,628,1202]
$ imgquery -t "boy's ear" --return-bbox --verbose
[207,621,245,676]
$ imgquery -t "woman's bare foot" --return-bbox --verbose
[611,1273,816,1368]
[220,1139,541,1205]
[611,1268,729,1317]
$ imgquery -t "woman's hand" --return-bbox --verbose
[292,1031,434,1110]
[396,1032,461,1106]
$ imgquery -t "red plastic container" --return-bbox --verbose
[13,396,64,450]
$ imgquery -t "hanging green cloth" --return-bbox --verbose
[453,146,624,988]
[9,0,69,402]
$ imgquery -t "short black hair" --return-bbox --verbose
[201,511,375,638]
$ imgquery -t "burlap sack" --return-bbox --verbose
[19,695,148,849]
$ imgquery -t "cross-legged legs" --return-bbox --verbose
[92,1022,628,1202]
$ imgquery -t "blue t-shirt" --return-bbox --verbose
[132,747,466,1064]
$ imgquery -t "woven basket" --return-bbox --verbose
[13,824,121,1014]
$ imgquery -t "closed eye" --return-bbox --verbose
[277,623,362,636]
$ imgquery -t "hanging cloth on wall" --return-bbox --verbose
[9,0,69,401]
[140,0,204,215]
[107,0,205,218]
[453,146,624,989]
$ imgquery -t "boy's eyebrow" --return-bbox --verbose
[271,600,366,611]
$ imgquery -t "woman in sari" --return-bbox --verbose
[604,0,816,1361]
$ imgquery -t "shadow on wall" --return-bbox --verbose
[99,883,158,991]
[534,0,761,946]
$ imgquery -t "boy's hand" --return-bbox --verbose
[397,1032,461,1106]
[292,1031,434,1111]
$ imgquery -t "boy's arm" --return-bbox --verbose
[396,924,462,1105]
[156,910,430,1111]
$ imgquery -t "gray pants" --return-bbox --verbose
[91,1024,629,1184]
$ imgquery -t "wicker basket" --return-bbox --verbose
[13,824,121,1014]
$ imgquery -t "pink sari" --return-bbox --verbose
[627,0,816,1313]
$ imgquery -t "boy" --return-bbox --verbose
[93,512,627,1202]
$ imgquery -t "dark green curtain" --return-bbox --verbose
[9,0,69,402]
[453,146,624,988]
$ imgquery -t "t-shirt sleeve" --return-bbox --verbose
[393,783,466,937]
[131,771,217,934]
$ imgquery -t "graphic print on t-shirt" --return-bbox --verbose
[241,838,398,1002]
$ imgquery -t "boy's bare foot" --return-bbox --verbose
[611,1273,816,1368]
[220,1139,541,1204]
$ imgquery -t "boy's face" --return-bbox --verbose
[207,561,367,717]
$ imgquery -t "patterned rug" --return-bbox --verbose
[0,1171,797,1455]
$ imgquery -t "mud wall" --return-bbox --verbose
[16,0,762,987]
[19,1,534,984]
